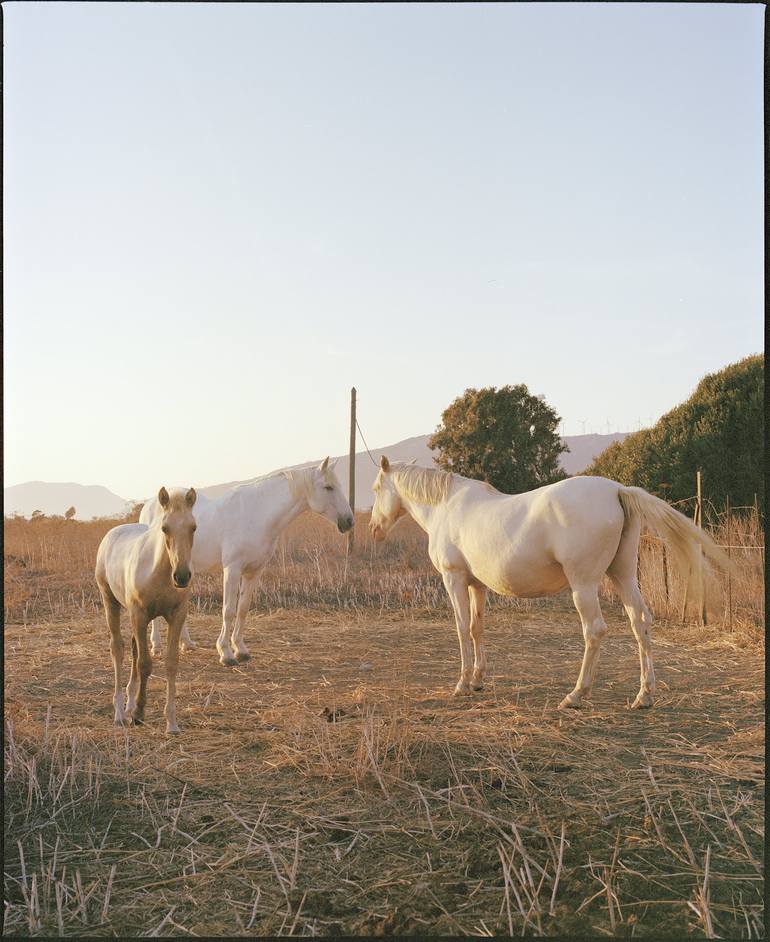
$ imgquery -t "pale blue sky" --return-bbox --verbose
[5,2,764,498]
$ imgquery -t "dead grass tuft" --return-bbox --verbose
[4,603,764,937]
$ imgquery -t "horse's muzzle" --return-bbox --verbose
[369,523,386,543]
[173,571,191,589]
[337,515,355,534]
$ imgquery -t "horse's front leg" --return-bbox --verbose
[231,573,260,662]
[469,584,488,691]
[442,570,474,696]
[164,608,186,734]
[217,566,242,667]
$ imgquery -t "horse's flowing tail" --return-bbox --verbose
[617,485,734,616]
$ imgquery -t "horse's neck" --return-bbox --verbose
[397,490,442,535]
[247,475,308,534]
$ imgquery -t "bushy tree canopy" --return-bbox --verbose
[429,385,567,494]
[586,355,763,511]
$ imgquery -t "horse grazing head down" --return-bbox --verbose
[157,486,197,588]
[299,457,354,533]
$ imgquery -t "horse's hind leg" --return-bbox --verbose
[126,612,152,723]
[180,623,196,652]
[100,587,126,725]
[150,619,163,657]
[559,584,608,710]
[608,542,655,709]
[150,617,195,656]
[469,584,487,691]
[134,616,153,723]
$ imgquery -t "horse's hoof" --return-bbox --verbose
[114,716,129,727]
[181,641,197,652]
[151,648,162,658]
[558,695,582,710]
[631,695,653,710]
[166,725,180,736]
[471,680,484,691]
[453,684,472,697]
[220,655,238,667]
[235,650,251,662]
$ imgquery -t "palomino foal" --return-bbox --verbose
[95,486,197,734]
[370,458,731,710]
[140,458,354,666]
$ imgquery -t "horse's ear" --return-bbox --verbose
[380,456,390,472]
[158,486,170,508]
[319,456,329,472]
[185,487,197,507]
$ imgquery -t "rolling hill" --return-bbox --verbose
[199,432,629,509]
[5,433,628,516]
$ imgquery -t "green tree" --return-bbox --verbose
[429,385,568,494]
[586,355,763,511]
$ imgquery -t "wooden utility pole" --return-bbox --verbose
[348,387,356,554]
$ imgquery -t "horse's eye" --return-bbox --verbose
[324,485,334,492]
[161,525,169,535]
[192,524,197,532]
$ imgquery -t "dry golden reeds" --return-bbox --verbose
[5,503,763,648]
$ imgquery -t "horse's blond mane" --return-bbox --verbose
[389,464,454,506]
[237,464,330,502]
[283,464,337,501]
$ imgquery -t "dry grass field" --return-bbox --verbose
[4,507,765,937]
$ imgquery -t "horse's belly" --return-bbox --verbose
[192,540,223,574]
[472,558,568,598]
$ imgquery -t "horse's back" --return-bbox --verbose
[519,476,626,576]
[445,476,626,595]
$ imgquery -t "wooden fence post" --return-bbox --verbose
[696,470,706,626]
[725,495,732,632]
[348,387,356,555]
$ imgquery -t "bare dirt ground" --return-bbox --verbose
[4,598,764,937]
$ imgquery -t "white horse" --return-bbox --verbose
[95,486,197,734]
[369,458,731,709]
[140,458,354,666]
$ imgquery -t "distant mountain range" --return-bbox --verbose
[5,432,629,518]
[3,481,133,520]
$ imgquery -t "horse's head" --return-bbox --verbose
[157,486,197,588]
[369,456,405,542]
[306,457,354,533]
